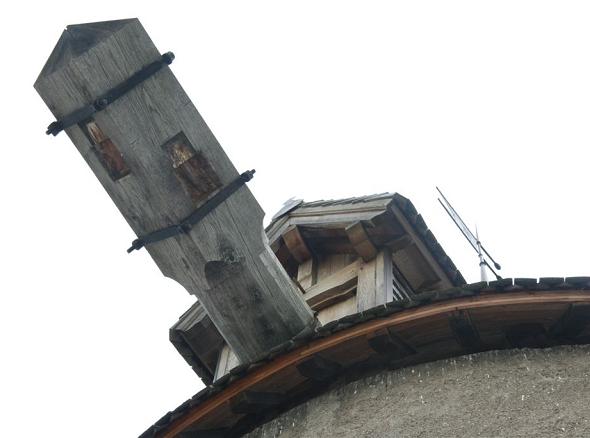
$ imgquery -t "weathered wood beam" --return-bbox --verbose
[34,19,315,363]
[282,225,313,263]
[345,221,378,262]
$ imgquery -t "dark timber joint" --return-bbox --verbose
[45,51,175,136]
[127,170,256,253]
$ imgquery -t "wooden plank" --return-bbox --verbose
[296,355,341,381]
[316,254,357,281]
[345,221,378,261]
[305,259,360,310]
[34,19,315,364]
[282,225,313,263]
[375,250,394,304]
[357,259,377,312]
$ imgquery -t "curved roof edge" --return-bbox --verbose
[141,276,590,437]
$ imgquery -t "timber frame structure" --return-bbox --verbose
[169,193,465,384]
[144,279,590,437]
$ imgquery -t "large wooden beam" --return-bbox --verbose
[34,19,315,363]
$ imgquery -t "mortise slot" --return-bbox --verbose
[80,120,130,181]
[162,132,222,204]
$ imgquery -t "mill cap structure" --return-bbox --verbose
[35,19,590,438]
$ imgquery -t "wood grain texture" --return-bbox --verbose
[34,19,315,363]
[357,259,377,311]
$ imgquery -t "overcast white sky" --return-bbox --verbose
[1,1,589,437]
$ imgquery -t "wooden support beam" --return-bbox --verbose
[282,225,313,263]
[296,355,342,381]
[230,391,286,414]
[34,19,315,364]
[449,310,481,351]
[305,260,360,310]
[345,221,378,262]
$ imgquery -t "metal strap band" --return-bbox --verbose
[127,170,256,253]
[46,51,175,136]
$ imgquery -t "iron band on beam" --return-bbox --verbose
[127,170,256,253]
[46,51,175,136]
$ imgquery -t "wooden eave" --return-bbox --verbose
[266,193,465,290]
[142,277,590,438]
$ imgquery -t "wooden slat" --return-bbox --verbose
[551,303,590,339]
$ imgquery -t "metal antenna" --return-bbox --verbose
[436,187,502,282]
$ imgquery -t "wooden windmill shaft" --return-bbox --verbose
[34,18,315,363]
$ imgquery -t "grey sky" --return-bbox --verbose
[1,1,589,436]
